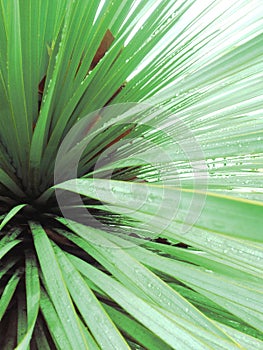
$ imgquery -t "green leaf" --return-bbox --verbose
[121,239,263,332]
[30,221,87,350]
[0,204,26,231]
[213,321,263,350]
[0,271,20,321]
[79,322,101,350]
[103,303,173,350]
[55,178,263,242]
[69,253,243,350]
[0,229,22,260]
[5,1,31,180]
[55,220,233,341]
[17,291,27,345]
[39,289,73,350]
[0,170,25,198]
[52,242,130,350]
[15,251,40,350]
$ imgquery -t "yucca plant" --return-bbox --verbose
[0,0,263,349]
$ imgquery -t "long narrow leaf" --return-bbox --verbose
[0,204,26,231]
[52,242,130,350]
[55,178,263,242]
[69,253,243,350]
[39,289,73,350]
[55,220,234,341]
[30,221,87,349]
[15,251,40,350]
[0,272,20,321]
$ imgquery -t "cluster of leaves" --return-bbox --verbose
[0,0,263,349]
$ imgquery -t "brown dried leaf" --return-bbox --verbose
[90,29,115,70]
